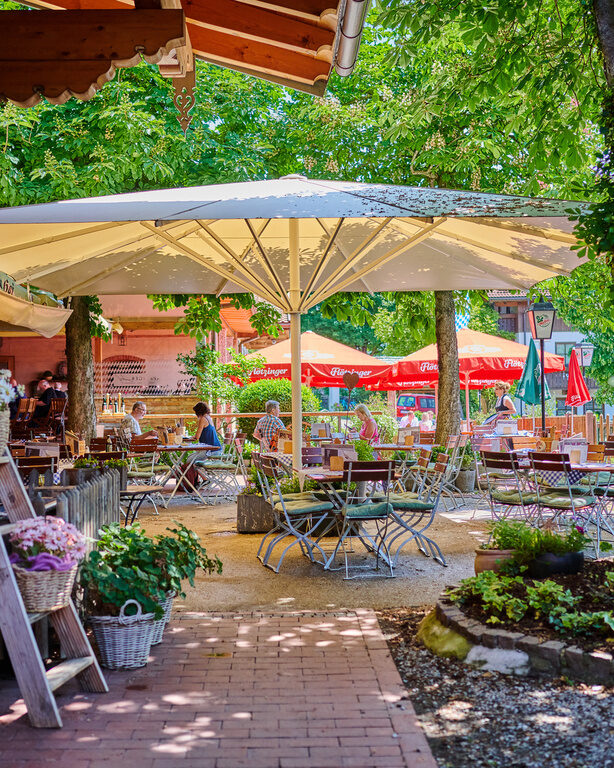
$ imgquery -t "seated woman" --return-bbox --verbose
[355,403,380,444]
[193,402,222,456]
[419,410,436,432]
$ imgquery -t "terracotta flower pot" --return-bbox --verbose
[474,548,516,575]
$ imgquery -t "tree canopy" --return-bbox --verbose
[0,3,609,404]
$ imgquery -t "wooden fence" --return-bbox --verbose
[30,471,121,552]
[516,413,614,444]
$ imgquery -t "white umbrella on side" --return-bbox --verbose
[0,177,590,467]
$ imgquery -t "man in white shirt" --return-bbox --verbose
[399,410,420,428]
[120,401,157,437]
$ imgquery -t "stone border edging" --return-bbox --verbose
[436,596,614,685]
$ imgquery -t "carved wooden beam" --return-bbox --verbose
[0,10,185,107]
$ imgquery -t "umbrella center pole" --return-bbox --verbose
[289,219,303,473]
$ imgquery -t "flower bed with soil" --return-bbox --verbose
[448,560,614,654]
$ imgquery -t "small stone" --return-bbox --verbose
[466,645,531,676]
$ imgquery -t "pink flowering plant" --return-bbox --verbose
[9,516,87,572]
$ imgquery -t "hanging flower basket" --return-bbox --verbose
[9,516,87,611]
[150,591,176,646]
[89,600,155,670]
[13,563,78,612]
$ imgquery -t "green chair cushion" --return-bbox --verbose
[127,470,155,479]
[274,500,334,515]
[343,501,392,519]
[592,486,614,498]
[271,492,316,503]
[389,497,435,511]
[198,461,236,470]
[491,489,538,505]
[540,493,595,509]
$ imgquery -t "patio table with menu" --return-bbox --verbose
[156,443,220,504]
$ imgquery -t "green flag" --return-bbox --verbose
[516,338,550,405]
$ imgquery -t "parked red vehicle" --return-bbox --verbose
[396,392,436,419]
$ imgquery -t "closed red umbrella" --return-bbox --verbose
[565,349,590,408]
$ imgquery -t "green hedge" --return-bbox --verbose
[235,378,321,438]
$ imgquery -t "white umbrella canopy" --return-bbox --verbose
[0,177,590,466]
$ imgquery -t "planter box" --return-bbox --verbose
[455,469,476,493]
[237,494,275,533]
[61,466,127,491]
[60,467,100,486]
[528,551,584,578]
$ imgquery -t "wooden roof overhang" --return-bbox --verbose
[3,0,363,111]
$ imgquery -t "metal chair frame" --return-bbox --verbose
[323,460,395,579]
[384,453,450,567]
[255,455,331,573]
[481,450,537,523]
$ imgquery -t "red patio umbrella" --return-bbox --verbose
[566,349,591,434]
[565,349,591,408]
[242,331,389,387]
[368,328,565,421]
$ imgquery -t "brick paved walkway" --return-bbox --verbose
[0,610,437,768]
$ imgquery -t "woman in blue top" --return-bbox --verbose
[193,402,222,455]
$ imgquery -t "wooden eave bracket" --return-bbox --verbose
[0,9,186,107]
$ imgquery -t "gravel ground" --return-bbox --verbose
[378,607,614,768]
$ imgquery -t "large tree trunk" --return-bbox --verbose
[594,0,614,87]
[65,296,96,441]
[434,291,461,444]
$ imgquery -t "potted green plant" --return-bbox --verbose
[475,520,594,577]
[526,526,590,578]
[455,448,476,493]
[63,457,100,486]
[474,519,529,574]
[80,522,222,667]
[99,458,128,490]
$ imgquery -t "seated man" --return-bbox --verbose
[253,399,285,452]
[120,401,157,438]
[32,379,57,420]
[52,380,67,400]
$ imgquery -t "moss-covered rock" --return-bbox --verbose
[417,610,472,660]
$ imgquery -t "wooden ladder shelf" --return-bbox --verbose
[0,453,108,727]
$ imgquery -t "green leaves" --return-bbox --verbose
[80,522,222,618]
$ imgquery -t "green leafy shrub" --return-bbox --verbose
[448,570,614,638]
[80,522,222,618]
[460,446,477,470]
[73,457,99,469]
[73,457,127,470]
[430,445,447,462]
[235,378,320,438]
[352,439,374,461]
[481,520,590,564]
[101,458,128,470]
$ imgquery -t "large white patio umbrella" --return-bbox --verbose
[0,176,589,467]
